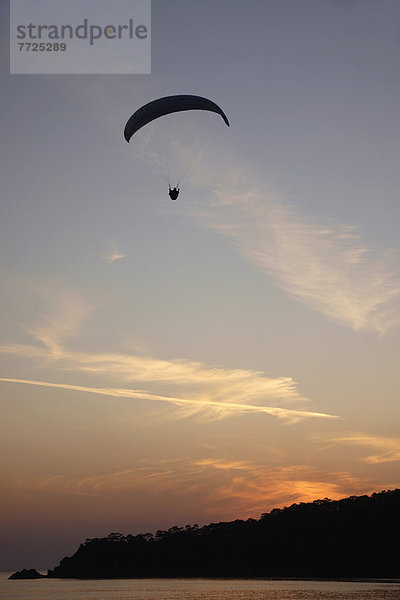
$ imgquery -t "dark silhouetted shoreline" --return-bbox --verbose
[10,489,400,580]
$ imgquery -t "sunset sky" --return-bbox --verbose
[1,0,400,571]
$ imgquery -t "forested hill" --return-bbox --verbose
[47,489,400,579]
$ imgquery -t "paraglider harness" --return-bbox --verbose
[169,186,180,200]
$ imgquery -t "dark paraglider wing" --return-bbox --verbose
[124,95,230,142]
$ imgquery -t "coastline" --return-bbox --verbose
[5,572,400,584]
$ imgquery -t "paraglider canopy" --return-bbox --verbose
[124,94,230,143]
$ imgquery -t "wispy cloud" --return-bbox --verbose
[197,183,400,334]
[8,459,372,521]
[9,459,204,498]
[23,283,94,359]
[105,240,125,264]
[0,281,336,423]
[193,461,372,519]
[0,279,331,423]
[328,433,400,464]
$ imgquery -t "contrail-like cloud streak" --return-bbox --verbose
[0,377,337,422]
[0,278,336,423]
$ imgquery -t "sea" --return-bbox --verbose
[2,573,400,600]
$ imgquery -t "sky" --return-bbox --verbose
[1,0,400,572]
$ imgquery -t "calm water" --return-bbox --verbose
[2,573,400,600]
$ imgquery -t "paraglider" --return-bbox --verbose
[124,95,229,199]
[168,186,180,200]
